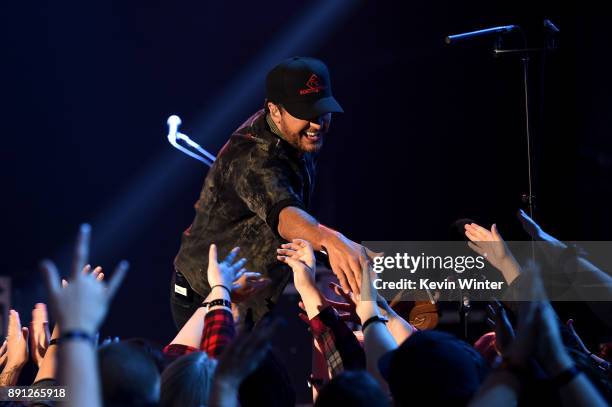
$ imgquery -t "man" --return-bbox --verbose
[171,56,368,328]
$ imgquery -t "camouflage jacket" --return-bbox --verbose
[174,109,315,321]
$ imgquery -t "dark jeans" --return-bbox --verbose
[169,270,205,330]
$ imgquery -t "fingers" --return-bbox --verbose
[491,224,503,241]
[233,269,247,282]
[291,238,309,247]
[91,266,103,279]
[0,340,7,356]
[339,259,360,295]
[329,282,354,305]
[229,258,247,273]
[106,260,129,300]
[209,243,219,267]
[41,260,62,297]
[8,310,22,336]
[277,255,306,271]
[276,248,299,258]
[222,247,240,265]
[72,223,91,279]
[280,242,305,253]
[329,257,350,293]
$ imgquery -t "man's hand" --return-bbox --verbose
[30,303,50,368]
[321,230,369,295]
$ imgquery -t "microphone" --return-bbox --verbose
[445,25,520,44]
[543,19,560,33]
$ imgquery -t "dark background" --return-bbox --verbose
[1,0,610,401]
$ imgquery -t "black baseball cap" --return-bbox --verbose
[378,330,489,405]
[266,56,344,120]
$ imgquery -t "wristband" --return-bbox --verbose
[57,330,96,346]
[201,299,232,309]
[361,315,387,332]
[49,338,58,346]
[551,365,580,388]
[210,284,232,296]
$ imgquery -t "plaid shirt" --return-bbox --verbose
[163,308,235,360]
[309,306,365,377]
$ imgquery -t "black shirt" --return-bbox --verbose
[174,109,315,320]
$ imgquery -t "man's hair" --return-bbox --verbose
[263,99,285,115]
[160,351,217,407]
[98,342,161,406]
[314,371,389,407]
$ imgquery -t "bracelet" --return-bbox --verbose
[210,284,232,296]
[57,330,96,346]
[361,315,387,332]
[551,365,580,388]
[201,299,232,309]
[49,338,58,346]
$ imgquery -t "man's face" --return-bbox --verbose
[269,103,331,153]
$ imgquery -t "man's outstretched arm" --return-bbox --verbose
[278,206,366,294]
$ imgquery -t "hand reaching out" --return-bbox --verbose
[41,224,129,336]
[0,310,30,385]
[6,310,30,369]
[277,239,317,295]
[207,244,247,291]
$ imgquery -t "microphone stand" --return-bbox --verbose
[446,24,559,220]
[446,23,559,333]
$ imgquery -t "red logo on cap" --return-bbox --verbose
[299,74,326,95]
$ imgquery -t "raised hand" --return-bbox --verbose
[41,224,129,336]
[207,244,247,291]
[278,239,316,270]
[465,222,521,284]
[0,310,30,385]
[277,239,317,294]
[353,250,380,324]
[30,303,51,367]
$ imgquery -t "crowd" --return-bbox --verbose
[1,210,611,406]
